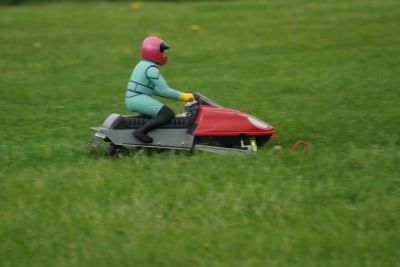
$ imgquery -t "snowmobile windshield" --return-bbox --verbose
[195,93,224,108]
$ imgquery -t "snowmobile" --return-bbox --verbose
[90,93,275,156]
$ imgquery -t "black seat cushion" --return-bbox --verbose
[111,114,196,129]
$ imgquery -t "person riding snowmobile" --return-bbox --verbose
[125,36,194,143]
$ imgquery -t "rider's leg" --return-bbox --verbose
[125,94,163,117]
[133,105,175,143]
[125,94,176,143]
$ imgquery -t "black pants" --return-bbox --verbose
[134,105,175,143]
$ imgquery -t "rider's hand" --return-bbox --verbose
[179,93,195,102]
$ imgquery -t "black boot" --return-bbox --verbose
[133,105,175,143]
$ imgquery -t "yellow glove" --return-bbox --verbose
[179,93,195,102]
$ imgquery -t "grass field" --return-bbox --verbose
[1,0,400,266]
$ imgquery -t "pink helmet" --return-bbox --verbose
[141,36,170,65]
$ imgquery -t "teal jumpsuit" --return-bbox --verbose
[125,60,181,117]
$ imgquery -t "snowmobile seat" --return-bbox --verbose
[107,113,196,130]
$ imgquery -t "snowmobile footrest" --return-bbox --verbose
[194,145,252,155]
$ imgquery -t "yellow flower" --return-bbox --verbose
[148,32,161,37]
[190,24,201,31]
[284,11,292,17]
[130,1,142,10]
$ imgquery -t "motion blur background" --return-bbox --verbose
[1,0,399,266]
[2,0,213,4]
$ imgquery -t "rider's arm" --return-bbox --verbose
[146,66,180,100]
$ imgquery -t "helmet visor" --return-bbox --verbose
[160,42,170,53]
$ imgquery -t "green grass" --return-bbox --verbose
[0,0,399,266]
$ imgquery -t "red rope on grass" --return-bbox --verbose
[270,135,282,145]
[290,140,309,155]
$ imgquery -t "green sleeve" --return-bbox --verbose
[146,66,180,100]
